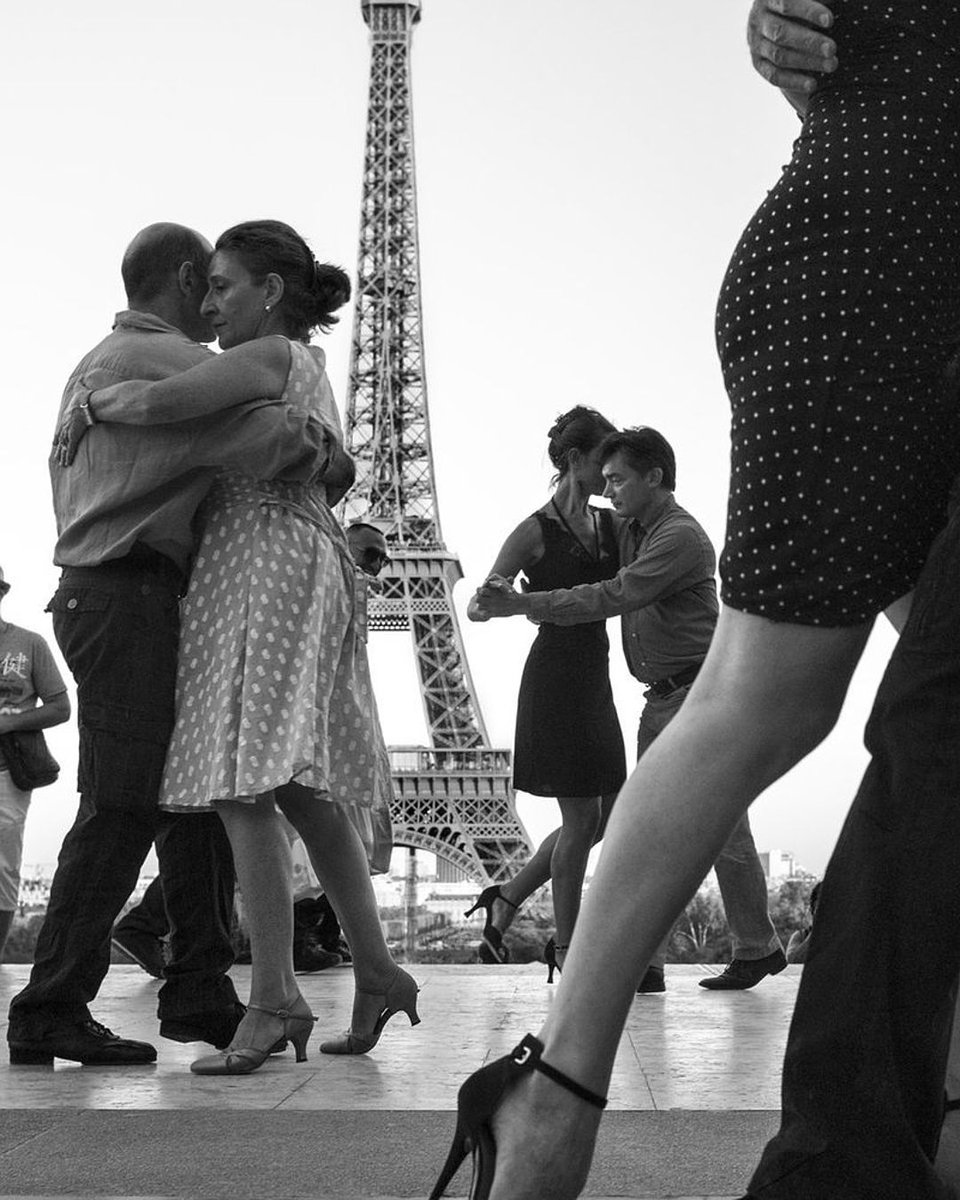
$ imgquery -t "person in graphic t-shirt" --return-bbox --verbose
[0,566,69,959]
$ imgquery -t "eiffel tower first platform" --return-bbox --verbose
[339,0,533,886]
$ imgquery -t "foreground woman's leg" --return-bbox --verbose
[483,606,872,1200]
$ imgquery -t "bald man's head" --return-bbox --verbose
[346,523,389,577]
[121,223,213,304]
[120,223,214,342]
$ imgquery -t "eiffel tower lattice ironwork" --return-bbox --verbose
[340,0,533,885]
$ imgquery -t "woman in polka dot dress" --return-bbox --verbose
[430,6,960,1200]
[86,221,418,1076]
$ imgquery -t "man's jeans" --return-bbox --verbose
[8,558,238,1035]
[748,501,960,1199]
[639,687,782,971]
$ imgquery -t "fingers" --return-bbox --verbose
[52,410,86,467]
[765,0,834,30]
[748,0,838,90]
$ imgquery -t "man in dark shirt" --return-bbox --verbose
[7,223,329,1066]
[476,427,785,992]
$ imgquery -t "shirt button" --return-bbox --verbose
[66,598,78,610]
[140,584,151,596]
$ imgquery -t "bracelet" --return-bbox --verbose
[79,397,97,427]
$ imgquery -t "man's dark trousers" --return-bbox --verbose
[748,502,960,1199]
[8,550,239,1036]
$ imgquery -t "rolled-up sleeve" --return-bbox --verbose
[526,522,708,626]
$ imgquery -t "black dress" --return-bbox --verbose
[512,507,627,798]
[716,1,960,626]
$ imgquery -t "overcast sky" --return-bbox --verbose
[2,1,898,878]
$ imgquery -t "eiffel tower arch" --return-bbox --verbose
[340,0,534,886]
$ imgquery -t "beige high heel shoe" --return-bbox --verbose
[190,996,316,1075]
[319,966,421,1055]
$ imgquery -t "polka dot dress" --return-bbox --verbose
[716,5,960,626]
[160,341,392,815]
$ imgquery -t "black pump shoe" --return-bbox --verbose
[429,1032,607,1200]
[465,885,519,965]
[543,937,568,984]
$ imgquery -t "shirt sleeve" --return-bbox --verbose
[30,634,67,701]
[526,520,707,625]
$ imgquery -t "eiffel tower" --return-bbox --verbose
[340,0,533,886]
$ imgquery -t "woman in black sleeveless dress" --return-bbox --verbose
[465,407,626,971]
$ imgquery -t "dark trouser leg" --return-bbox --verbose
[315,895,343,950]
[10,563,180,1033]
[10,798,155,1033]
[115,875,167,939]
[155,810,238,1018]
[714,815,781,961]
[748,507,960,1200]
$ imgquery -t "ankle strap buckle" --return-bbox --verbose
[511,1034,607,1111]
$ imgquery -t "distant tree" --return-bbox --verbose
[3,913,44,963]
[668,885,731,963]
[769,876,819,945]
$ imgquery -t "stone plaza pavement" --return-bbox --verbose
[0,962,798,1199]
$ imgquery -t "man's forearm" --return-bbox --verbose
[526,581,625,626]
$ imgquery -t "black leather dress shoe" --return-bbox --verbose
[636,965,666,993]
[8,1018,157,1065]
[698,947,788,990]
[160,1004,287,1054]
[293,943,342,972]
[160,1003,245,1050]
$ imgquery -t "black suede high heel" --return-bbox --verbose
[543,937,568,984]
[429,1032,607,1200]
[464,885,519,965]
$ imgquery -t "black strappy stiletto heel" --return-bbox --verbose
[543,937,568,984]
[464,885,519,965]
[429,1032,607,1200]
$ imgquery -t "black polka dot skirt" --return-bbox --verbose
[717,23,960,626]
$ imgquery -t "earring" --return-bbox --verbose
[264,304,272,312]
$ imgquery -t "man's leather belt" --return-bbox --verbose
[646,662,703,699]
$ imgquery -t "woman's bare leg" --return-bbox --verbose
[215,794,300,1048]
[276,784,398,1032]
[486,607,873,1200]
[493,791,619,933]
[551,797,602,951]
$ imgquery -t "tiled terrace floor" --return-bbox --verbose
[0,962,797,1199]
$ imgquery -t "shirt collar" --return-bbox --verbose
[628,495,679,541]
[112,309,187,336]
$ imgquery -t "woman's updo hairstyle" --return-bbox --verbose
[214,219,351,341]
[547,405,617,481]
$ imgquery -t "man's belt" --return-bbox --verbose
[646,662,703,699]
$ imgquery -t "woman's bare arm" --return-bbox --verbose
[467,516,544,622]
[86,336,291,424]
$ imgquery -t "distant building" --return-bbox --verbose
[759,849,805,880]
